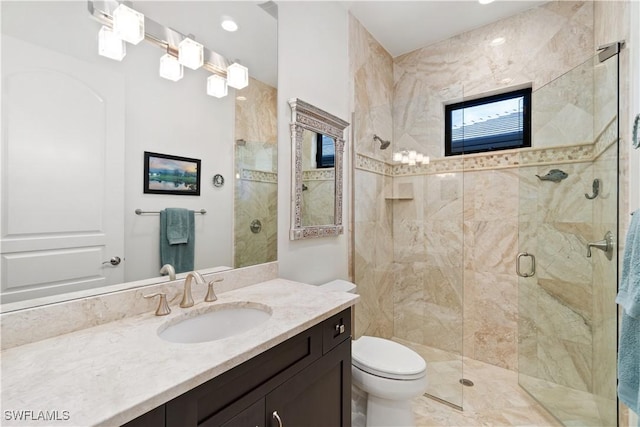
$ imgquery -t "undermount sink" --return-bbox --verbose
[158,303,272,344]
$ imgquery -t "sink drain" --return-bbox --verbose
[459,378,474,387]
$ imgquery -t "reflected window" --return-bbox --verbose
[445,88,531,156]
[316,134,335,168]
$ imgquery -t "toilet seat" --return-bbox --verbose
[352,336,426,380]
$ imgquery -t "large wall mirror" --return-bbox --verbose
[0,1,277,310]
[289,99,349,240]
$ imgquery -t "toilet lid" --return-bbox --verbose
[352,336,426,380]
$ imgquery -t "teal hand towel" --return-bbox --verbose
[616,209,640,414]
[165,208,190,245]
[160,209,195,274]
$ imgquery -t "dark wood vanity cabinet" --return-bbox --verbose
[123,308,352,427]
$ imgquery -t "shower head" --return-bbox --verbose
[373,134,391,150]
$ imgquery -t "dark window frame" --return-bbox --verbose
[444,87,532,156]
[316,133,335,168]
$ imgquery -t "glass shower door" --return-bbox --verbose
[517,50,619,426]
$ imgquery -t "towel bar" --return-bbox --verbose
[135,209,207,215]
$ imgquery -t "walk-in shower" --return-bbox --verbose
[352,30,621,427]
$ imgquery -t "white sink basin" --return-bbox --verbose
[158,303,272,344]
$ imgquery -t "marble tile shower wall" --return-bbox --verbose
[234,78,278,268]
[350,1,619,376]
[351,14,395,339]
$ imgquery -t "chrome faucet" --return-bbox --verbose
[160,264,176,281]
[180,271,205,308]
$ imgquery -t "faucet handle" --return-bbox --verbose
[205,278,223,302]
[144,292,171,316]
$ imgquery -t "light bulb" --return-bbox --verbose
[409,158,416,166]
[227,63,249,89]
[393,152,402,162]
[401,155,409,164]
[178,38,204,70]
[422,156,430,165]
[112,4,145,45]
[408,150,417,160]
[159,54,183,81]
[207,74,228,98]
[416,153,424,163]
[98,26,126,61]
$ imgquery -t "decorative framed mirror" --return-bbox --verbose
[288,98,349,240]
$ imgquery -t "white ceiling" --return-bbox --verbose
[347,1,547,57]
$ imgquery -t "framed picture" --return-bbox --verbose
[144,151,201,196]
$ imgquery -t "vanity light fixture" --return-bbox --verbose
[112,4,145,45]
[393,149,429,166]
[178,38,204,70]
[207,74,228,98]
[478,0,495,4]
[98,25,126,61]
[159,53,183,82]
[227,63,249,89]
[89,1,249,98]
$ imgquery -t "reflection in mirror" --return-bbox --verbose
[0,1,277,310]
[301,130,335,226]
[288,99,349,240]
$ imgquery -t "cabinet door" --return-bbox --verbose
[120,406,164,427]
[265,338,351,427]
[221,399,265,427]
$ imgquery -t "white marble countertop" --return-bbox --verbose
[0,279,358,426]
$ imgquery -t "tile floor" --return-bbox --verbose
[410,356,562,427]
[390,338,613,426]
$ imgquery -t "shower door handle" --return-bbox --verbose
[516,252,535,277]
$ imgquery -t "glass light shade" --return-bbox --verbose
[178,38,204,70]
[422,156,430,165]
[112,4,145,45]
[401,155,409,164]
[207,74,228,98]
[227,63,249,89]
[98,26,126,61]
[409,158,416,166]
[416,153,424,163]
[392,152,402,162]
[408,150,417,160]
[159,54,183,81]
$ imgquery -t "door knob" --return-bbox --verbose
[102,256,122,266]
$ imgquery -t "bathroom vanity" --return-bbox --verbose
[0,279,357,427]
[126,308,352,427]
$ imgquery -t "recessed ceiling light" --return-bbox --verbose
[490,37,506,46]
[221,17,238,32]
[478,0,495,4]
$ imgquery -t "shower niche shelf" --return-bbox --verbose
[385,182,414,200]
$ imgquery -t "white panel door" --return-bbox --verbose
[1,36,125,304]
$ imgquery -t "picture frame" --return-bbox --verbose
[143,151,201,196]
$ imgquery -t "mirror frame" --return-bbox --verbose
[288,98,349,240]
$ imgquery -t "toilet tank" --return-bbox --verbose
[319,279,357,293]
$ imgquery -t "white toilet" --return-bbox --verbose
[320,280,428,427]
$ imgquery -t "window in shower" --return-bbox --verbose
[445,87,531,156]
[316,133,335,168]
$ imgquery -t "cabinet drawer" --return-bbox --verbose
[322,308,352,354]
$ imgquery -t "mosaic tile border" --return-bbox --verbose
[303,169,335,181]
[356,142,608,177]
[240,169,278,183]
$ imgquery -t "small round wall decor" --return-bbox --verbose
[212,174,225,187]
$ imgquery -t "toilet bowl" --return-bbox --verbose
[319,280,428,427]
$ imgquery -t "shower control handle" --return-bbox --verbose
[586,231,614,260]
